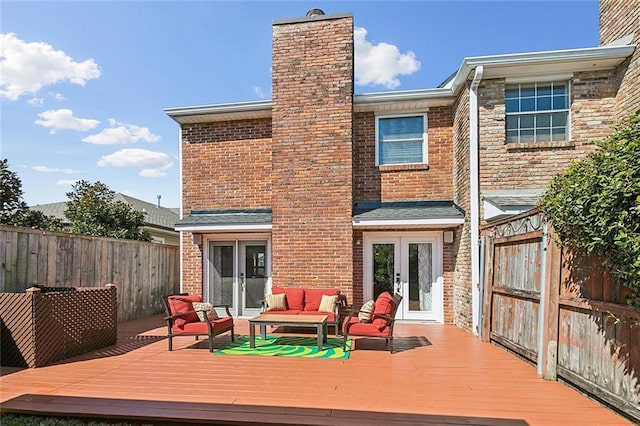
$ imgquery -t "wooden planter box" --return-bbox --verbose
[0,285,117,368]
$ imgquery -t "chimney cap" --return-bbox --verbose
[306,8,325,17]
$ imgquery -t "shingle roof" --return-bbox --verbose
[30,194,179,230]
[176,209,272,228]
[483,195,540,209]
[353,201,464,220]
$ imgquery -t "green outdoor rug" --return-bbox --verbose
[214,335,351,359]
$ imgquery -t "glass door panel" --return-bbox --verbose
[242,244,267,316]
[408,242,433,312]
[373,243,396,299]
[208,243,235,313]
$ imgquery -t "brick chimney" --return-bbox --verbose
[271,10,354,293]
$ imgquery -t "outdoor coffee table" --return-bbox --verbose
[248,314,328,351]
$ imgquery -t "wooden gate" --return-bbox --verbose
[481,209,639,421]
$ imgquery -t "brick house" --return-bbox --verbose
[166,1,637,333]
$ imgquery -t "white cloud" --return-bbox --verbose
[83,119,160,145]
[57,179,80,186]
[97,148,174,177]
[27,97,44,107]
[32,165,82,174]
[35,109,100,133]
[354,26,421,89]
[253,85,267,99]
[0,33,101,101]
[52,93,67,101]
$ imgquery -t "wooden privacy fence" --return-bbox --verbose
[0,285,117,367]
[0,226,180,322]
[481,209,639,421]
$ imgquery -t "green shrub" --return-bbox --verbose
[539,110,640,308]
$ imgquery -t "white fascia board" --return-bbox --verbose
[352,217,465,228]
[448,44,635,94]
[164,100,272,123]
[175,224,273,232]
[354,88,454,104]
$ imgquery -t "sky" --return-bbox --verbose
[1,0,601,209]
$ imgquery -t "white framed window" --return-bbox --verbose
[505,81,570,144]
[375,114,427,166]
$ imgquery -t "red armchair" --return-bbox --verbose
[342,292,403,353]
[161,293,234,352]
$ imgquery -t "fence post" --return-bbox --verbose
[25,286,41,368]
[541,222,561,380]
[481,234,494,342]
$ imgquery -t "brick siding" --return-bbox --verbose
[599,0,640,119]
[180,118,272,295]
[353,107,454,202]
[478,73,617,194]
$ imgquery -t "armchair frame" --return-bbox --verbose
[161,294,235,352]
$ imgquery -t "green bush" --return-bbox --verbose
[539,110,640,309]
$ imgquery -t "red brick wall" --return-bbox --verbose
[600,0,640,119]
[180,118,272,295]
[182,119,272,212]
[271,14,354,297]
[353,106,454,202]
[478,72,617,194]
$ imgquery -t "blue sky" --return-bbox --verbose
[1,0,600,209]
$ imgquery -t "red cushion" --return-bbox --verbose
[372,292,395,331]
[272,287,305,310]
[174,316,233,334]
[210,316,234,332]
[168,295,201,327]
[343,317,390,336]
[304,288,340,311]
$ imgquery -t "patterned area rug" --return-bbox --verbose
[214,335,351,359]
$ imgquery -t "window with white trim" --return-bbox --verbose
[376,115,427,165]
[505,81,569,144]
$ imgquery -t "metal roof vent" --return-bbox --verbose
[306,8,325,17]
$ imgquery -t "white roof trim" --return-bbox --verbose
[352,217,465,228]
[175,224,273,232]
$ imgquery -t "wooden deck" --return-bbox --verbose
[0,315,632,425]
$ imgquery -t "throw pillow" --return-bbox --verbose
[358,299,375,323]
[192,302,219,322]
[264,293,286,311]
[318,294,338,313]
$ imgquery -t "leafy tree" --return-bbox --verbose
[64,180,151,241]
[0,159,64,231]
[539,110,640,308]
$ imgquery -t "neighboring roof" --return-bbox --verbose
[30,194,179,231]
[114,194,178,230]
[352,201,464,228]
[176,209,273,232]
[164,42,635,123]
[482,189,543,222]
[482,188,544,209]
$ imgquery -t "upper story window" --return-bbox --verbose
[376,114,427,166]
[505,81,569,144]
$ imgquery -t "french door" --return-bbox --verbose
[206,236,270,318]
[364,232,443,322]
